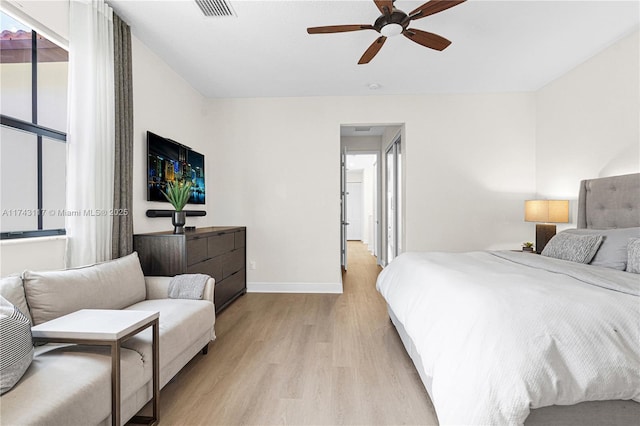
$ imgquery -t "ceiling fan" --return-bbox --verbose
[307,0,466,64]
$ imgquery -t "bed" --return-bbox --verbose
[376,173,640,425]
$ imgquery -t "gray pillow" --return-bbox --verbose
[541,232,603,264]
[564,227,640,270]
[627,238,640,274]
[0,296,33,395]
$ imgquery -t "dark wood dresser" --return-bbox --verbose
[133,226,246,313]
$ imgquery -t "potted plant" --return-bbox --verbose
[161,181,192,234]
[522,242,534,253]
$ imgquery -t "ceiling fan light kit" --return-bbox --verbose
[307,0,466,64]
[380,23,403,37]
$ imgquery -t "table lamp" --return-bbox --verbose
[524,200,569,254]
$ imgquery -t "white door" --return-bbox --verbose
[346,182,363,240]
[340,148,347,270]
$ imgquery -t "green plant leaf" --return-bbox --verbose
[161,181,192,211]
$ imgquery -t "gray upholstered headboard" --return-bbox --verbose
[577,173,640,229]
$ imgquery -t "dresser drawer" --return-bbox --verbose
[234,230,246,249]
[186,237,208,265]
[187,257,223,282]
[208,233,234,258]
[214,269,245,310]
[222,249,245,278]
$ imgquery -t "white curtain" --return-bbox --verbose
[66,0,115,267]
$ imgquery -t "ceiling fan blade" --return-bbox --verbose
[403,29,451,51]
[373,0,394,16]
[358,36,387,64]
[307,24,375,34]
[409,0,466,20]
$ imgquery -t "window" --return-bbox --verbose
[1,11,67,239]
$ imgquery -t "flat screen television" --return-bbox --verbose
[147,131,205,204]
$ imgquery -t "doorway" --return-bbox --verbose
[340,124,403,270]
[346,154,377,247]
[341,152,378,271]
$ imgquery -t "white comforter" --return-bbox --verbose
[376,251,640,425]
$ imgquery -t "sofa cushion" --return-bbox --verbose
[0,344,149,426]
[0,275,32,325]
[22,252,146,325]
[0,296,34,395]
[124,299,214,386]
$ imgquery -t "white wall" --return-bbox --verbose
[130,36,212,234]
[342,135,382,151]
[362,161,376,252]
[346,170,363,183]
[207,93,537,289]
[536,30,640,229]
[2,1,635,285]
[0,0,212,273]
[0,236,66,275]
[405,94,537,251]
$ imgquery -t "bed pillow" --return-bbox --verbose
[0,296,33,395]
[627,238,640,274]
[564,227,640,270]
[541,232,603,264]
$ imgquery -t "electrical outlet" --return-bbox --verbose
[249,260,256,270]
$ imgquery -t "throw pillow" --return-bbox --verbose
[627,238,640,274]
[541,232,603,264]
[0,295,33,395]
[0,276,32,325]
[564,227,640,270]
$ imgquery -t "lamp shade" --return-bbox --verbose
[524,200,569,223]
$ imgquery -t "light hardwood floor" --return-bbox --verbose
[153,241,438,425]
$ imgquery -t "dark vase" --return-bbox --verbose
[172,211,186,234]
[522,246,534,253]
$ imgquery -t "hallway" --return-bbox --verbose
[152,241,437,425]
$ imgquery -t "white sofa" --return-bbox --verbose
[0,252,215,426]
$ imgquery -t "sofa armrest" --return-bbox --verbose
[144,276,215,304]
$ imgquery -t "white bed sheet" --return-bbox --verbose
[376,251,640,425]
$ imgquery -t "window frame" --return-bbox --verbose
[1,27,67,240]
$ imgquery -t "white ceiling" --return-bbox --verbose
[108,0,639,99]
[340,125,387,137]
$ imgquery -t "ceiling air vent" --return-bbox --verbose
[355,127,371,132]
[195,0,236,17]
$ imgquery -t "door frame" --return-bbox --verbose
[385,136,401,263]
[340,123,404,269]
[340,147,348,270]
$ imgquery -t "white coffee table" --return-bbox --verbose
[31,309,160,426]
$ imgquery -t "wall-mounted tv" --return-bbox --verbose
[147,131,205,204]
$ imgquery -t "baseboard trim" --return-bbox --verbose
[247,282,343,294]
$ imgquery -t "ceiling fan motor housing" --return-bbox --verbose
[374,10,409,35]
